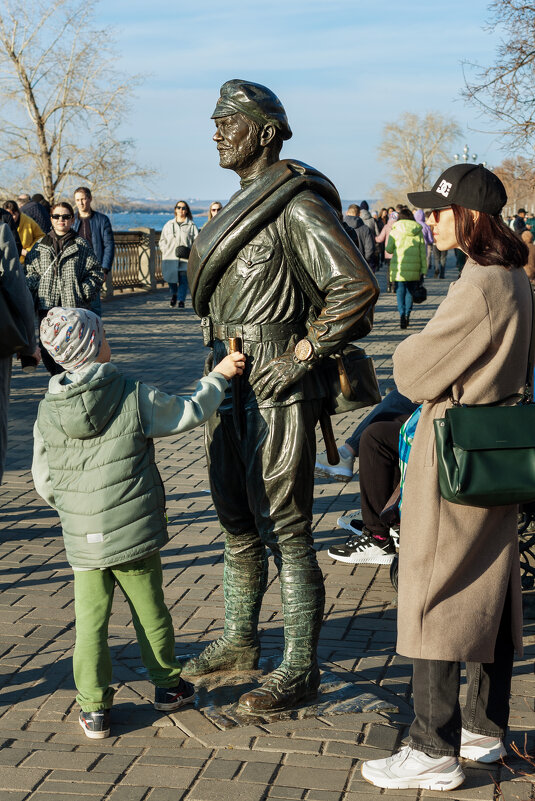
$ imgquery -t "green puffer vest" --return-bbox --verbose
[36,370,168,568]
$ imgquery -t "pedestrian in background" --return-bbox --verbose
[413,208,434,272]
[158,200,198,308]
[343,205,375,269]
[73,187,115,318]
[0,222,40,483]
[25,201,103,375]
[207,202,222,222]
[386,207,427,328]
[19,193,51,234]
[3,200,43,263]
[376,210,399,291]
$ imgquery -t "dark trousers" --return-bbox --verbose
[359,415,410,536]
[346,389,417,456]
[409,591,514,757]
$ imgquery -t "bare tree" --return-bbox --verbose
[462,1,535,155]
[373,112,462,204]
[0,0,151,205]
[494,156,535,214]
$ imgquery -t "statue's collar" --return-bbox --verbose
[187,159,341,316]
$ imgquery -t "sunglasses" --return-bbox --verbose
[51,213,73,220]
[175,206,188,211]
[429,207,451,223]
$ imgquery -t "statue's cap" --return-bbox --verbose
[211,79,292,140]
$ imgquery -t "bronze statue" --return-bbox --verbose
[185,80,379,713]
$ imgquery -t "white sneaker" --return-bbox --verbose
[336,513,400,551]
[327,526,396,565]
[460,728,507,763]
[315,448,355,482]
[361,745,465,791]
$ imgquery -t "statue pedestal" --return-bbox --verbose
[176,650,399,729]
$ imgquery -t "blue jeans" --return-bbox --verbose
[89,294,102,318]
[169,272,189,303]
[396,281,418,317]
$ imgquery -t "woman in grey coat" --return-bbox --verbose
[362,164,530,792]
[158,201,198,308]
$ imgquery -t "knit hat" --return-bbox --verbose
[40,307,103,371]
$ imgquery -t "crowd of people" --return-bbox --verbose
[0,151,534,793]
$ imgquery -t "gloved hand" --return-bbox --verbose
[253,350,310,402]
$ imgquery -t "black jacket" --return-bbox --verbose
[0,209,22,256]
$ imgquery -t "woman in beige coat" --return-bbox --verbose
[362,164,531,792]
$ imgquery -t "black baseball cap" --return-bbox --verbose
[407,163,507,215]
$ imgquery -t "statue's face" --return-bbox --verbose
[213,113,262,172]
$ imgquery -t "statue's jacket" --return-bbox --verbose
[187,160,379,411]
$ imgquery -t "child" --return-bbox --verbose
[32,306,245,739]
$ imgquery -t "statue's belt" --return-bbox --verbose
[202,319,304,345]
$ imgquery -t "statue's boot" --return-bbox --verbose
[181,535,267,676]
[238,545,325,713]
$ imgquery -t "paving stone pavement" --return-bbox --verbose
[1,262,534,801]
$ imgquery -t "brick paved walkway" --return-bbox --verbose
[1,264,534,801]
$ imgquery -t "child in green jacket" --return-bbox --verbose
[32,306,244,739]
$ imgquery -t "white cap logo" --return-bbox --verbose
[436,179,452,198]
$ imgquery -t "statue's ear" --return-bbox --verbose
[260,123,277,148]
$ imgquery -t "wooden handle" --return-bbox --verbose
[228,336,242,354]
[319,409,340,465]
[336,355,354,401]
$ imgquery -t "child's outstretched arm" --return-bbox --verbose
[140,352,245,438]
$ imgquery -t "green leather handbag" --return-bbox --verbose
[434,292,535,508]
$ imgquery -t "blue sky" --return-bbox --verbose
[100,0,503,201]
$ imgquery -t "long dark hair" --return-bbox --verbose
[451,204,528,269]
[175,200,193,221]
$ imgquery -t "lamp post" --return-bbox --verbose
[454,144,486,168]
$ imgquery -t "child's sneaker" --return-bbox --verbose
[154,678,196,711]
[79,709,111,739]
[460,728,507,762]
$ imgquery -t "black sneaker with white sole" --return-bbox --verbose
[328,527,396,565]
[154,678,196,711]
[79,709,111,739]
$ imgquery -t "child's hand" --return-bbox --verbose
[213,352,245,379]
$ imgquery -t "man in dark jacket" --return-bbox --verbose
[513,208,531,236]
[343,204,375,268]
[20,194,51,234]
[73,187,115,317]
[0,208,22,256]
[183,79,379,714]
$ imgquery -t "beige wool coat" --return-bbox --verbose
[393,259,531,662]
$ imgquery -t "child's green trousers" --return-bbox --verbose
[73,552,182,712]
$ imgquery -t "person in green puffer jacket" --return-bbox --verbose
[32,307,245,740]
[386,207,428,329]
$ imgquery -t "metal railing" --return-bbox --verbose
[105,228,163,298]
